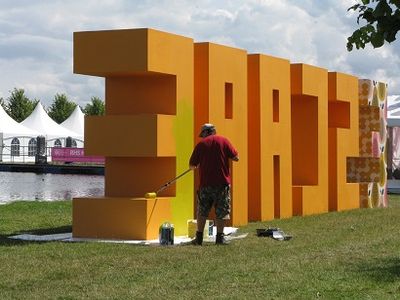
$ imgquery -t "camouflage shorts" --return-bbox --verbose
[197,185,231,220]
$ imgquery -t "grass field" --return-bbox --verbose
[0,196,399,299]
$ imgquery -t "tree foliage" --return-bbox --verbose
[47,93,77,124]
[83,96,105,116]
[347,0,400,51]
[4,88,39,122]
[0,97,5,110]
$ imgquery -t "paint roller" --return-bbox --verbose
[144,168,192,198]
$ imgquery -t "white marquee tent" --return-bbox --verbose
[387,95,400,127]
[20,102,80,147]
[0,102,86,162]
[0,105,40,162]
[60,106,84,143]
[387,95,400,175]
[0,105,40,137]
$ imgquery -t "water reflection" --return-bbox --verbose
[0,172,104,204]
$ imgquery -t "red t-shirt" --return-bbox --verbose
[189,135,238,187]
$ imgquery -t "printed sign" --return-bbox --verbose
[51,147,104,163]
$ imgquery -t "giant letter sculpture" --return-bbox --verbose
[71,28,386,240]
[73,29,194,239]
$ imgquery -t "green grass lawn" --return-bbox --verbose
[0,197,399,299]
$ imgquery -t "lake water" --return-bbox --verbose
[0,172,104,204]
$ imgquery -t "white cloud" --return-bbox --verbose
[0,0,398,107]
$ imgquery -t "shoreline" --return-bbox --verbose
[0,162,104,175]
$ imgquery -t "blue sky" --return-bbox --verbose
[0,0,399,107]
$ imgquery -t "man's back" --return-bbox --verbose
[190,135,238,187]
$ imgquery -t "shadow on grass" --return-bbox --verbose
[355,257,400,282]
[0,225,72,247]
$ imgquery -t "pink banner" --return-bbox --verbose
[51,148,104,163]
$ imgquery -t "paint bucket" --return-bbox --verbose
[187,219,210,238]
[159,222,174,245]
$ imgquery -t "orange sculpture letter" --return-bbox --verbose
[194,43,248,226]
[248,54,292,221]
[328,72,360,211]
[291,64,328,215]
[73,29,194,239]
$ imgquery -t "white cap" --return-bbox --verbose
[199,123,216,137]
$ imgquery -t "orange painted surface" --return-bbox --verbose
[105,73,177,116]
[328,72,360,211]
[194,43,248,226]
[105,157,176,198]
[292,187,303,215]
[85,114,175,157]
[74,29,149,76]
[73,28,194,238]
[247,54,292,221]
[73,197,171,240]
[291,64,328,216]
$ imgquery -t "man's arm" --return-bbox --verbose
[225,138,239,162]
[189,144,199,170]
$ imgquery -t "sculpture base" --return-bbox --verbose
[72,196,171,240]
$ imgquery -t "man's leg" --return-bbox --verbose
[192,214,207,245]
[215,185,231,245]
[197,215,207,233]
[192,188,211,245]
[215,218,224,234]
[215,219,229,245]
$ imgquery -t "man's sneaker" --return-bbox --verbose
[215,233,230,245]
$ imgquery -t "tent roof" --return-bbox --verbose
[0,105,39,137]
[20,102,79,138]
[388,95,400,110]
[387,95,400,127]
[60,106,84,138]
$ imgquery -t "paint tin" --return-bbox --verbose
[159,222,174,245]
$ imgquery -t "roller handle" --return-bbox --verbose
[156,168,192,194]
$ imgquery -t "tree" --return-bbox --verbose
[0,97,5,110]
[83,96,105,116]
[47,93,77,124]
[4,88,39,122]
[347,0,400,51]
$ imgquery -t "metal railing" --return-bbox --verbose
[1,136,84,163]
